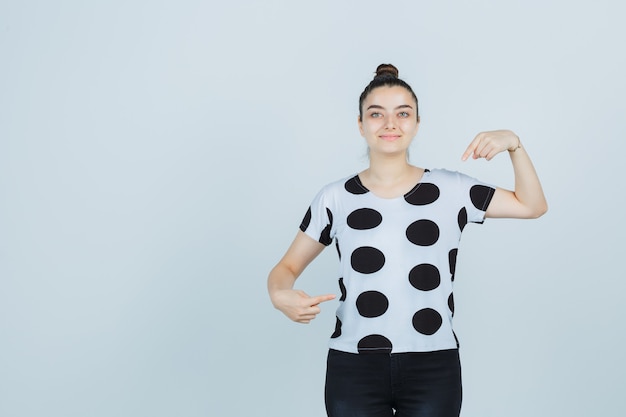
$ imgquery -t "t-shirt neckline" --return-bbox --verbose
[354,168,431,200]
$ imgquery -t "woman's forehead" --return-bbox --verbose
[364,86,415,107]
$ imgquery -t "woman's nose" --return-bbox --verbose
[385,117,397,129]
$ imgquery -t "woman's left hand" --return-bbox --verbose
[461,129,520,161]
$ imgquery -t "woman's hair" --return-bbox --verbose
[358,64,419,121]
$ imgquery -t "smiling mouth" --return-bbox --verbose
[380,134,401,141]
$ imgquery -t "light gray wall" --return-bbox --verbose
[1,1,624,416]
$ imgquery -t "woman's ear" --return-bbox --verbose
[358,115,364,136]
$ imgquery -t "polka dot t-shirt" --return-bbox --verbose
[299,169,495,354]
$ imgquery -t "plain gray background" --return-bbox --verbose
[1,1,624,416]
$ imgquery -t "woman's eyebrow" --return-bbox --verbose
[366,104,414,110]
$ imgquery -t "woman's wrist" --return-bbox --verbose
[508,135,521,152]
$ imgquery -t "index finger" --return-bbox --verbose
[309,294,336,306]
[461,134,482,161]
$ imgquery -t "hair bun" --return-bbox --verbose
[375,63,399,79]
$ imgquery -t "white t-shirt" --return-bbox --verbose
[300,169,495,354]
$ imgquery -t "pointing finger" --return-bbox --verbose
[310,294,336,306]
[462,134,482,161]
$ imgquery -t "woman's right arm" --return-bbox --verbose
[268,230,336,324]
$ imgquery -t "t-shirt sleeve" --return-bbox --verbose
[457,172,496,224]
[299,187,335,246]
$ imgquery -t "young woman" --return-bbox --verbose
[268,64,547,417]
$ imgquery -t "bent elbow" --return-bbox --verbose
[529,201,548,219]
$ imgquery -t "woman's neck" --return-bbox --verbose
[364,152,414,184]
[359,153,424,198]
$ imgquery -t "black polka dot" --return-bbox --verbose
[406,220,440,246]
[408,264,441,291]
[331,317,342,338]
[412,308,443,335]
[338,278,346,301]
[356,291,389,318]
[449,249,458,281]
[299,207,312,232]
[404,183,440,206]
[344,176,368,195]
[357,334,392,354]
[457,207,468,232]
[351,246,385,274]
[448,293,455,316]
[470,185,494,210]
[319,208,333,245]
[347,208,383,230]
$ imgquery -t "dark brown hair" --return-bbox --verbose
[358,64,419,121]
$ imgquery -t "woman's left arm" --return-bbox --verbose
[462,129,548,219]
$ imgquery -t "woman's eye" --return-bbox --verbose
[399,111,409,118]
[370,112,382,118]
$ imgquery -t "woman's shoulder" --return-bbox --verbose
[316,173,365,196]
[426,168,477,182]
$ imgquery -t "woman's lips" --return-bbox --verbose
[380,134,401,141]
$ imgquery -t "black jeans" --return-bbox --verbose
[325,349,462,417]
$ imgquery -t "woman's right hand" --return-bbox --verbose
[271,289,335,324]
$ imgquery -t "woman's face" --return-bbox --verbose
[358,86,419,157]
